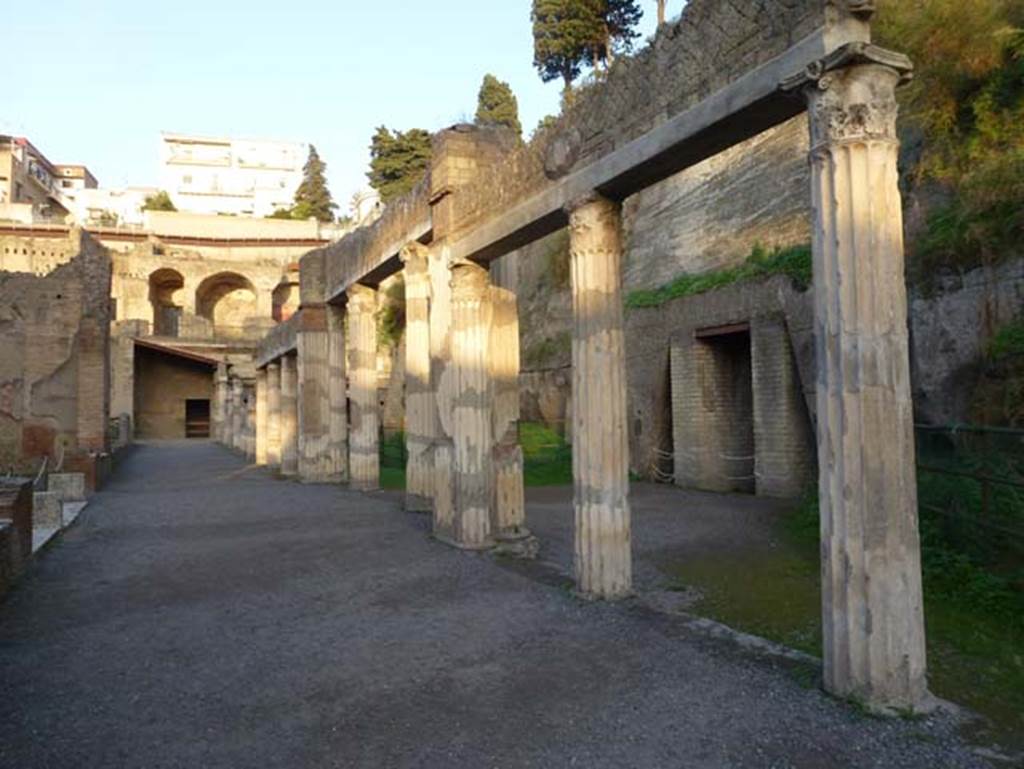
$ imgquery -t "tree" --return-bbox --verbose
[367,126,432,203]
[475,74,522,136]
[531,0,643,92]
[142,191,176,212]
[292,145,336,222]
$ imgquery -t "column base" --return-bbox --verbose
[404,493,432,513]
[493,528,539,559]
[432,533,495,552]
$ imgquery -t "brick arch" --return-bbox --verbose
[149,268,185,337]
[195,271,257,338]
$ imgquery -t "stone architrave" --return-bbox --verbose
[266,361,282,468]
[255,368,268,465]
[327,303,349,483]
[448,261,494,549]
[566,194,632,600]
[489,284,533,555]
[400,243,434,512]
[280,355,299,476]
[347,285,380,491]
[786,43,929,712]
[297,305,331,482]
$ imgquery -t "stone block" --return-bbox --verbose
[32,491,63,528]
[48,472,87,502]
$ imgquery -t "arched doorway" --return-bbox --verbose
[149,268,185,337]
[196,272,258,339]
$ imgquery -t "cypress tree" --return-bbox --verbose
[367,126,432,203]
[475,74,522,137]
[292,145,337,222]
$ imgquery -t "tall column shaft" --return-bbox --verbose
[213,363,228,444]
[255,368,268,465]
[266,362,282,467]
[567,194,632,600]
[327,304,349,482]
[803,56,928,711]
[401,243,434,511]
[347,285,379,491]
[449,262,494,549]
[245,383,256,460]
[490,284,528,544]
[230,378,244,451]
[428,246,456,541]
[280,355,298,476]
[298,305,331,482]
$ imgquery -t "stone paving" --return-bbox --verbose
[0,441,990,768]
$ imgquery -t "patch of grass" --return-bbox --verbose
[625,243,812,309]
[521,422,573,486]
[987,318,1024,361]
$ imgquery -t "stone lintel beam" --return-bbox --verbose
[565,193,632,600]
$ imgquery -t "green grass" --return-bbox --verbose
[987,318,1024,362]
[625,243,812,309]
[668,484,1024,746]
[377,422,574,490]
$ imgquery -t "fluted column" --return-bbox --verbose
[230,377,244,452]
[266,361,282,467]
[401,243,434,512]
[490,284,530,550]
[566,194,631,600]
[245,383,256,460]
[280,354,298,476]
[791,46,928,711]
[347,285,379,491]
[256,368,268,465]
[448,261,493,549]
[327,303,349,482]
[298,305,331,482]
[428,247,456,539]
[213,363,228,443]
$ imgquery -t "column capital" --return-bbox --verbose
[347,283,377,313]
[399,242,431,273]
[564,191,618,218]
[450,260,490,301]
[265,360,280,373]
[783,43,912,148]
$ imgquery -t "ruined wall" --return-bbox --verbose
[0,229,112,472]
[133,346,213,439]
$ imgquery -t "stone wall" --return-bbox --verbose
[133,345,215,439]
[0,229,112,474]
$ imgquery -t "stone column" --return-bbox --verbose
[280,354,299,476]
[256,368,268,465]
[490,284,532,553]
[401,243,434,511]
[790,46,928,711]
[428,246,456,540]
[347,285,379,491]
[231,378,244,452]
[566,194,632,600]
[448,261,494,549]
[298,305,331,482]
[266,361,282,467]
[245,383,256,461]
[213,363,228,443]
[327,303,349,482]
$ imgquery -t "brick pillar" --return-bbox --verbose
[400,243,434,511]
[751,318,814,497]
[792,47,928,711]
[298,305,331,482]
[566,194,631,600]
[347,285,379,491]
[280,355,298,476]
[327,303,349,482]
[266,361,282,467]
[490,284,530,550]
[256,368,268,464]
[447,261,494,549]
[76,317,109,453]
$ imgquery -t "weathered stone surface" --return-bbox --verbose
[280,355,298,477]
[255,368,268,465]
[32,491,62,529]
[804,57,928,711]
[567,195,632,600]
[297,305,332,482]
[266,361,281,468]
[347,285,379,491]
[48,472,86,502]
[401,243,434,512]
[326,304,348,483]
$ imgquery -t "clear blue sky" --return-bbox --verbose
[5,1,663,213]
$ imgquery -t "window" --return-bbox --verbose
[14,182,22,201]
[61,180,72,188]
[182,174,192,185]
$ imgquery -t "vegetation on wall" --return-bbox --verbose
[376,276,406,349]
[624,243,812,309]
[142,191,176,212]
[875,0,1024,276]
[475,75,522,137]
[524,331,571,369]
[367,127,432,203]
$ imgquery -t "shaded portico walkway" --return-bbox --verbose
[0,442,983,768]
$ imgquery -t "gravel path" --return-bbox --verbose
[0,441,992,768]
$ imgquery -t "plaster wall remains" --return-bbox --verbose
[0,229,111,474]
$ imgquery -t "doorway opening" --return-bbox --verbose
[185,399,211,439]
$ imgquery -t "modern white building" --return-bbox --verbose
[158,133,307,217]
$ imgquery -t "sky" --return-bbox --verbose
[5,1,663,215]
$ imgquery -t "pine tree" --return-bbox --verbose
[292,145,337,222]
[475,74,522,136]
[367,127,432,203]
